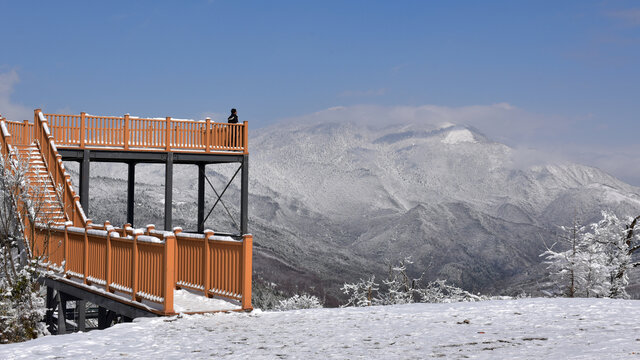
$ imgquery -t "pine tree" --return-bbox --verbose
[541,216,586,297]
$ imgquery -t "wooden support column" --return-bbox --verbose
[197,163,205,233]
[127,162,135,226]
[164,152,173,231]
[79,149,90,215]
[240,155,249,235]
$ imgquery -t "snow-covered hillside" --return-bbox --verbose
[2,298,639,359]
[78,111,640,302]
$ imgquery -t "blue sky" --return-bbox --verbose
[1,1,639,184]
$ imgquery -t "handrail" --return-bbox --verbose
[32,222,253,314]
[45,112,249,154]
[0,116,36,257]
[170,227,252,309]
[35,223,176,314]
[34,110,86,227]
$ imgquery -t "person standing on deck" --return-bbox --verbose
[227,108,238,124]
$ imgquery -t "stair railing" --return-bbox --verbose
[34,109,86,227]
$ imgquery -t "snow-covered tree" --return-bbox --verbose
[0,151,49,342]
[542,211,640,299]
[416,279,485,303]
[340,275,379,307]
[590,211,640,299]
[341,258,486,307]
[375,258,417,306]
[574,231,610,298]
[540,217,586,297]
[275,294,323,311]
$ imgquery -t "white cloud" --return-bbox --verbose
[282,103,569,146]
[0,70,31,121]
[277,104,640,186]
[607,8,640,26]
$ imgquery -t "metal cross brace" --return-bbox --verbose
[199,164,241,230]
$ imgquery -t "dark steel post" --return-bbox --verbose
[127,162,136,226]
[79,149,90,215]
[77,300,86,332]
[56,291,66,335]
[240,155,249,234]
[98,307,108,329]
[45,287,54,333]
[164,152,173,230]
[197,163,205,233]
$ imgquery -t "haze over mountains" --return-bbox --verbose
[76,106,640,304]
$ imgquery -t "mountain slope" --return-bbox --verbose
[79,117,640,302]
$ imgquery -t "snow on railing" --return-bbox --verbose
[1,121,10,138]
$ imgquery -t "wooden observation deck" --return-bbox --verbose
[0,109,252,333]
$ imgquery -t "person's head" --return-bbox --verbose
[231,108,237,114]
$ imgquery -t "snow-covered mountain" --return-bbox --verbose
[79,115,640,303]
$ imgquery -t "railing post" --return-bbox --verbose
[165,116,171,151]
[73,194,80,225]
[106,228,112,293]
[83,222,90,284]
[241,234,253,310]
[163,234,175,314]
[131,231,138,301]
[243,121,249,154]
[205,117,211,153]
[63,222,69,275]
[46,227,51,271]
[80,112,86,148]
[124,114,130,150]
[34,109,41,142]
[203,229,213,297]
[54,154,62,185]
[22,120,29,145]
[64,174,71,219]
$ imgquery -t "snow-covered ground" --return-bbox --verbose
[2,298,639,359]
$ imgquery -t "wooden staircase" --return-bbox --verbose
[14,143,67,225]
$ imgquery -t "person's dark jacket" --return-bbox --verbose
[227,114,238,124]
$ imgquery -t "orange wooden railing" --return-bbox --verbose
[29,222,253,314]
[45,112,248,154]
[4,119,34,146]
[0,112,253,314]
[34,110,87,227]
[161,227,251,304]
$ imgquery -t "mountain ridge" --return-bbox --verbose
[77,118,640,302]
